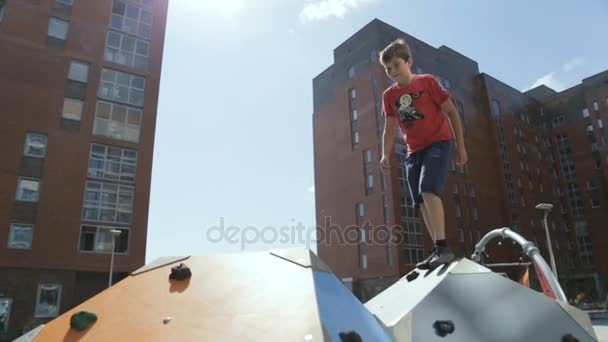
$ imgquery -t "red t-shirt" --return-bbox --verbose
[382,74,452,153]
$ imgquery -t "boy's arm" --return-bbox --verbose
[441,98,468,166]
[380,116,397,169]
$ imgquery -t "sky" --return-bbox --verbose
[145,0,608,262]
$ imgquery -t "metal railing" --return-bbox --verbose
[471,227,568,303]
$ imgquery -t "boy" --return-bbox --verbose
[379,38,467,270]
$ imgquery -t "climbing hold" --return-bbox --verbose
[70,311,98,331]
[562,334,579,342]
[406,271,419,282]
[433,320,455,337]
[169,263,192,280]
[338,331,362,342]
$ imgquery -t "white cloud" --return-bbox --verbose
[525,72,566,92]
[299,0,377,23]
[307,185,315,193]
[562,57,586,72]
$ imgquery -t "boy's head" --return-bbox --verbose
[380,38,413,85]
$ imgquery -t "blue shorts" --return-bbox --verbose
[405,140,452,206]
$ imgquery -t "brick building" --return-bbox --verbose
[0,0,167,339]
[313,19,607,302]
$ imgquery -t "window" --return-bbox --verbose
[355,203,367,269]
[353,131,359,144]
[351,109,358,121]
[0,298,12,334]
[35,284,62,318]
[47,17,69,40]
[8,224,33,249]
[454,99,465,133]
[357,203,364,217]
[598,119,604,129]
[360,254,368,269]
[406,248,425,265]
[457,229,464,242]
[0,0,5,24]
[443,78,451,89]
[454,197,461,218]
[105,30,150,70]
[363,150,373,194]
[553,115,565,127]
[587,180,600,208]
[582,108,589,118]
[63,61,89,122]
[452,183,459,194]
[366,174,374,190]
[68,61,89,82]
[491,99,501,116]
[403,219,423,254]
[23,133,48,158]
[79,225,129,253]
[56,0,74,4]
[370,49,378,63]
[593,101,599,111]
[16,178,40,202]
[88,144,137,183]
[364,149,372,163]
[110,0,153,39]
[61,98,84,121]
[98,68,145,107]
[93,101,142,142]
[347,66,355,79]
[82,181,134,224]
[473,207,479,220]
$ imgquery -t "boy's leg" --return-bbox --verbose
[419,203,436,241]
[417,140,454,269]
[420,193,445,240]
[405,151,429,268]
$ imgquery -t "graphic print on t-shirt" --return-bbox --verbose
[395,91,425,124]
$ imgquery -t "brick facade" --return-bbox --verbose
[0,1,167,338]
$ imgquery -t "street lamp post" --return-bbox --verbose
[108,229,122,288]
[535,203,558,278]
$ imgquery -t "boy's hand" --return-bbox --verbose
[380,155,390,173]
[456,146,468,166]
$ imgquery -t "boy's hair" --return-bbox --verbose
[380,38,412,66]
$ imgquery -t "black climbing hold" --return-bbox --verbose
[339,331,362,342]
[169,263,192,280]
[406,271,419,282]
[433,320,455,337]
[70,311,98,331]
[562,334,579,342]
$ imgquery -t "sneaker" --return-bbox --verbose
[428,245,455,269]
[416,247,437,270]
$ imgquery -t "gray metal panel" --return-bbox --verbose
[365,261,459,326]
[412,273,597,342]
[558,300,598,339]
[448,258,492,275]
[313,270,394,341]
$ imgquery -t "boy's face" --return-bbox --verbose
[384,56,413,85]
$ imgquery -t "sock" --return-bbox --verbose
[435,239,447,247]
